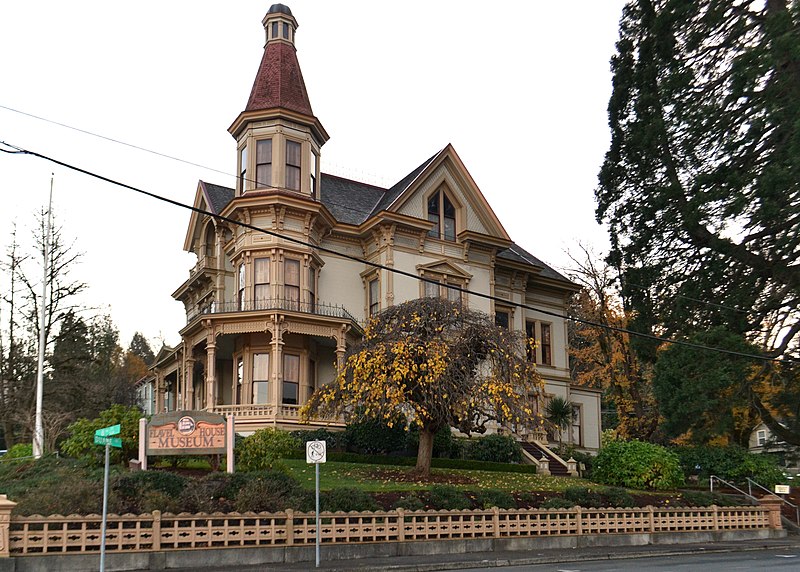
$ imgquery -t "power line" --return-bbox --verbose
[2,140,795,365]
[0,104,386,219]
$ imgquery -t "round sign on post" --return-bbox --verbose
[306,440,326,464]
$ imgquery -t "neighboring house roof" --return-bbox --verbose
[497,243,570,283]
[245,39,314,116]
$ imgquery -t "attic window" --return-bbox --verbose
[427,190,456,241]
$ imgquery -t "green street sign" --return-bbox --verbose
[95,424,121,438]
[94,435,123,448]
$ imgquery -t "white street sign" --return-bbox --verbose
[306,440,326,464]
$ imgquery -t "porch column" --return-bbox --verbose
[185,357,195,411]
[271,320,285,406]
[155,371,165,413]
[214,226,225,303]
[335,325,349,369]
[206,343,217,409]
[182,360,194,410]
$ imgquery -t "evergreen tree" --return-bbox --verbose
[597,0,800,441]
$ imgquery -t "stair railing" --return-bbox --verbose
[746,477,800,525]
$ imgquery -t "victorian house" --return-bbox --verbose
[140,4,601,453]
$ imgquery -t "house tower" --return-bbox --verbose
[228,3,329,199]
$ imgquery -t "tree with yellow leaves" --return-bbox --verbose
[301,297,544,476]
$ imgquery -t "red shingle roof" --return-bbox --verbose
[245,41,314,116]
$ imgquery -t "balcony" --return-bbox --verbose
[186,297,359,324]
[206,403,345,430]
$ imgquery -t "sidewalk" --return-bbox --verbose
[178,537,800,572]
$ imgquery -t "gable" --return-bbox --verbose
[416,259,473,280]
[182,181,234,253]
[388,145,510,242]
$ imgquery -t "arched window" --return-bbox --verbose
[427,190,456,241]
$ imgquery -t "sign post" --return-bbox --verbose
[306,440,326,568]
[94,424,122,572]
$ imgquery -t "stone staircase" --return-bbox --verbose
[520,440,573,477]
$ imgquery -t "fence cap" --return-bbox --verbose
[0,494,17,509]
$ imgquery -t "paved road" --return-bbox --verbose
[448,547,800,571]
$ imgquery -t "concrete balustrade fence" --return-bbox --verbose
[0,494,782,558]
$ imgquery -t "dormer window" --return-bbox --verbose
[256,139,272,187]
[286,140,301,191]
[427,190,456,241]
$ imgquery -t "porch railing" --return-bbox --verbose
[187,298,359,325]
[206,404,343,425]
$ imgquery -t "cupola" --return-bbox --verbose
[229,4,329,199]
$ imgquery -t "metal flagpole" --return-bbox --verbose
[33,174,53,459]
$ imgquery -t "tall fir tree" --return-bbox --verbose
[597,0,800,442]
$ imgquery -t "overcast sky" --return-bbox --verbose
[0,1,627,349]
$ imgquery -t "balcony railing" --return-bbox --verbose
[187,297,359,324]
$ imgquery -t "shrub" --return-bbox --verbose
[428,485,470,510]
[291,429,346,452]
[592,440,684,490]
[321,487,380,512]
[236,428,299,472]
[675,445,785,487]
[61,404,143,465]
[475,489,516,509]
[2,443,33,461]
[563,486,602,508]
[540,497,576,509]
[234,471,312,513]
[466,434,522,463]
[603,487,635,508]
[112,470,187,512]
[342,417,409,455]
[392,494,425,511]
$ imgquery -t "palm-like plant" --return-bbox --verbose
[545,396,574,448]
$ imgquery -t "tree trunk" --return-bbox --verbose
[414,428,435,476]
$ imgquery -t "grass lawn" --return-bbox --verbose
[282,459,591,493]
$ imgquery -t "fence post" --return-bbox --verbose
[647,506,655,533]
[711,505,719,531]
[758,496,783,530]
[285,510,294,546]
[0,494,16,558]
[152,510,162,551]
[493,507,501,538]
[575,506,582,536]
[396,508,405,542]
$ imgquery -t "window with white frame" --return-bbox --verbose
[283,354,300,405]
[252,353,269,404]
[285,259,300,310]
[254,257,270,309]
[757,429,767,447]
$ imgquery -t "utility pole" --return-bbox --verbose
[33,174,53,459]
